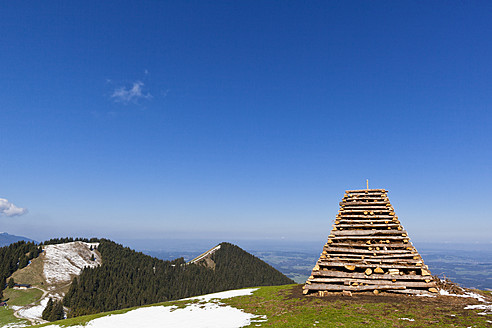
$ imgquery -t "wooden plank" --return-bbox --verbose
[329,236,409,240]
[329,236,410,241]
[346,189,386,193]
[317,261,422,269]
[325,253,416,259]
[305,283,405,291]
[337,216,395,219]
[332,230,407,236]
[325,242,411,248]
[340,210,392,214]
[322,257,421,264]
[340,201,389,206]
[385,289,433,295]
[312,270,431,281]
[309,278,436,288]
[340,207,390,210]
[341,205,391,209]
[344,194,386,198]
[336,224,400,228]
[344,198,386,202]
[322,247,413,254]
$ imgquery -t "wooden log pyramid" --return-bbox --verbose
[303,188,438,296]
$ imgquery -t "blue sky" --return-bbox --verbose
[1,1,491,248]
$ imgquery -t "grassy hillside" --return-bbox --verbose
[30,284,492,328]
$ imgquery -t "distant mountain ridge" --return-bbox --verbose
[0,232,36,246]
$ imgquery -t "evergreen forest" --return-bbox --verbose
[63,240,293,317]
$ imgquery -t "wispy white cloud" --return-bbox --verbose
[111,81,152,104]
[0,198,27,217]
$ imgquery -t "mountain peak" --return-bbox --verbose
[0,232,36,246]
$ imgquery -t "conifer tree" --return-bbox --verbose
[18,255,28,269]
[52,300,65,321]
[42,298,53,320]
[8,278,14,288]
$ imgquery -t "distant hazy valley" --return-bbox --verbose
[145,244,492,291]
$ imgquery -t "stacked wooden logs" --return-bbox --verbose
[303,189,438,296]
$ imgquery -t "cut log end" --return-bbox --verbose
[374,267,384,274]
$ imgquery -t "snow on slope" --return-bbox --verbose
[9,242,102,326]
[189,244,221,264]
[15,298,49,323]
[44,288,266,328]
[43,242,101,285]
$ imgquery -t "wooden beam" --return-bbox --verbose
[385,289,434,295]
[335,224,400,228]
[332,230,407,236]
[346,190,386,193]
[340,210,392,214]
[317,261,422,269]
[325,253,416,260]
[312,270,431,281]
[323,258,422,264]
[322,247,413,254]
[337,216,395,220]
[308,278,436,288]
[341,205,392,209]
[326,242,411,248]
[340,201,389,205]
[329,236,409,240]
[305,283,405,291]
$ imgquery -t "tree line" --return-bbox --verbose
[41,237,100,245]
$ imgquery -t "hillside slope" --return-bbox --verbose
[9,241,101,325]
[63,240,293,317]
[31,284,492,328]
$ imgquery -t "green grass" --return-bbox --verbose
[0,305,30,327]
[29,285,492,328]
[0,287,43,327]
[224,285,492,328]
[4,287,44,306]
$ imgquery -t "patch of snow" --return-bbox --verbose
[399,318,415,322]
[43,242,101,284]
[464,304,492,311]
[43,302,261,328]
[16,298,49,321]
[184,288,258,302]
[439,289,488,303]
